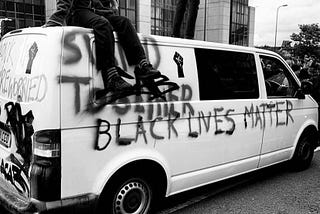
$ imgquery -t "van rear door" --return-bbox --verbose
[0,28,61,198]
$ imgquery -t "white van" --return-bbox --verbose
[0,27,318,214]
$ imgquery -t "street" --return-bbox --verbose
[1,151,320,214]
[158,150,320,214]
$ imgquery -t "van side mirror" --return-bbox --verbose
[301,80,313,95]
[295,80,313,99]
[295,88,305,99]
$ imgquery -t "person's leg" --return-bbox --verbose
[106,14,160,79]
[184,0,200,39]
[172,0,188,38]
[106,15,145,65]
[74,10,132,92]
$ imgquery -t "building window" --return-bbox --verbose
[119,0,137,30]
[151,0,177,36]
[230,0,250,46]
[0,0,46,33]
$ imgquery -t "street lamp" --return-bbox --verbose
[274,4,288,50]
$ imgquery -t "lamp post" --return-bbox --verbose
[274,4,288,51]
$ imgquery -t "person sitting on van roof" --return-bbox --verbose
[44,0,160,95]
[90,0,161,79]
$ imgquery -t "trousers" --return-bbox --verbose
[172,0,200,39]
[70,9,146,71]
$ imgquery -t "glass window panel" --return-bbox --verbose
[260,55,298,98]
[195,48,259,100]
[6,2,14,11]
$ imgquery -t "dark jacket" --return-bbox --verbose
[48,0,91,25]
[92,0,112,9]
[99,0,111,8]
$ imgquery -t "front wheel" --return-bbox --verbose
[290,134,315,171]
[98,175,155,214]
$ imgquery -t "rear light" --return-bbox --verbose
[34,134,60,158]
[30,129,61,201]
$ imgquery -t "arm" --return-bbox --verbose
[45,0,74,26]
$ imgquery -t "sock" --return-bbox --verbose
[106,67,118,82]
[138,59,148,68]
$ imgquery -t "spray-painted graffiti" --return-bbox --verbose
[0,40,48,103]
[244,101,294,129]
[0,69,47,102]
[111,84,193,119]
[0,156,30,196]
[95,119,111,151]
[95,100,295,150]
[61,31,181,111]
[174,52,184,78]
[5,102,34,168]
[60,75,92,114]
[0,102,34,195]
[26,42,38,74]
[63,30,94,65]
[0,39,15,71]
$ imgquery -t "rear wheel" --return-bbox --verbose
[290,134,315,171]
[98,175,155,214]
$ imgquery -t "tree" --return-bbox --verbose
[290,23,320,59]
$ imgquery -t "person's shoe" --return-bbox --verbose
[105,75,133,93]
[135,63,161,79]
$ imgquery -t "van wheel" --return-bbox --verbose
[290,135,314,171]
[98,175,155,214]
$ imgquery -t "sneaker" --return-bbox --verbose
[135,63,161,79]
[106,75,133,93]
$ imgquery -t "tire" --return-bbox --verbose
[290,134,315,171]
[98,174,155,214]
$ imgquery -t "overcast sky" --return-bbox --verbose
[249,0,320,46]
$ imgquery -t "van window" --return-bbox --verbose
[195,48,258,100]
[260,55,298,98]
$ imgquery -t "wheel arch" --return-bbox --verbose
[291,121,318,159]
[104,159,167,196]
[92,149,170,200]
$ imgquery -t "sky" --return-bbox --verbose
[249,0,320,46]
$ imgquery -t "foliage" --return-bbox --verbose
[290,23,320,59]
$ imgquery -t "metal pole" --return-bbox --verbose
[203,0,207,41]
[274,4,288,51]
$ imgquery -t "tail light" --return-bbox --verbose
[30,129,61,201]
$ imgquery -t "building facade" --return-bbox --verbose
[0,0,46,33]
[1,0,254,46]
[148,0,255,46]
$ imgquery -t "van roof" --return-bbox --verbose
[3,26,276,56]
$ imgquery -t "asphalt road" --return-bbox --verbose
[158,150,320,214]
[1,151,320,214]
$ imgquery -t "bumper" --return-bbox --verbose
[0,179,98,214]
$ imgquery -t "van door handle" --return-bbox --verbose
[266,103,276,108]
[188,132,199,138]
